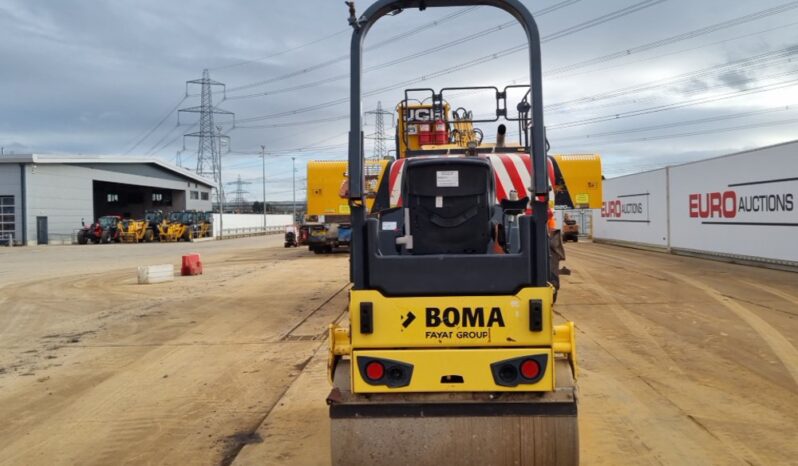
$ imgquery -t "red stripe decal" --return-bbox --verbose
[498,153,525,197]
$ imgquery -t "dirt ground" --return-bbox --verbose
[0,238,796,465]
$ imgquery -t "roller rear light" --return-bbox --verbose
[357,356,414,388]
[490,354,547,387]
[365,361,384,381]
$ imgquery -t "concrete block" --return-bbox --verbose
[137,264,174,284]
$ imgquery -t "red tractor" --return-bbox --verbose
[77,215,122,244]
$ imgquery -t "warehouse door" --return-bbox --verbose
[0,196,14,244]
[36,216,48,245]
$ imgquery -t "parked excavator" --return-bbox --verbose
[326,2,601,465]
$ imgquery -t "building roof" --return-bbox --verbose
[0,154,216,188]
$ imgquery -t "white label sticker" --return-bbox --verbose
[435,196,443,208]
[407,125,418,135]
[436,170,459,188]
[382,221,397,230]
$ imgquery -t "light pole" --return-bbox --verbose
[261,145,267,233]
[217,124,224,240]
[292,156,297,223]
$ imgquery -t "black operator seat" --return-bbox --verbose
[364,154,537,297]
[398,157,494,255]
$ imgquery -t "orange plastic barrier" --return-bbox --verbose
[181,253,203,276]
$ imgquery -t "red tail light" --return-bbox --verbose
[357,356,414,388]
[490,354,548,387]
[365,361,384,381]
[520,359,540,380]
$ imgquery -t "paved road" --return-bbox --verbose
[0,241,795,465]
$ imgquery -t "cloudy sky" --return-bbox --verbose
[1,0,797,201]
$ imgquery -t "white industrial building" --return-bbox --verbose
[0,155,215,245]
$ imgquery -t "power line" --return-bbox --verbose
[226,175,252,209]
[226,18,798,160]
[224,150,351,170]
[541,20,798,80]
[555,106,794,142]
[228,130,349,157]
[548,76,798,129]
[214,58,798,171]
[136,1,798,156]
[145,121,186,155]
[226,0,644,102]
[224,0,577,102]
[148,121,197,156]
[123,96,187,154]
[546,0,798,76]
[179,69,235,185]
[230,0,797,112]
[234,114,348,130]
[620,116,798,142]
[210,29,350,71]
[232,13,798,129]
[545,46,798,112]
[224,6,481,94]
[547,65,798,118]
[365,101,393,160]
[554,115,798,147]
[128,7,477,153]
[233,0,664,123]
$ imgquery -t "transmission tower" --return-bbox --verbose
[226,175,252,211]
[365,101,394,160]
[179,69,234,185]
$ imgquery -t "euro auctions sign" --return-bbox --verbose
[688,176,796,225]
[601,192,650,223]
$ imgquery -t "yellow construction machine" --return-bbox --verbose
[118,210,163,243]
[118,218,152,243]
[158,211,193,242]
[159,210,211,241]
[196,211,213,239]
[304,159,389,253]
[326,2,602,465]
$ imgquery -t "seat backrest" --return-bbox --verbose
[403,157,494,254]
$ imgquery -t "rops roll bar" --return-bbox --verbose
[347,0,548,288]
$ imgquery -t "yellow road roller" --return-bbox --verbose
[326,1,597,464]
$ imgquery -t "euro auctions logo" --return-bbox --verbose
[688,176,796,225]
[689,191,794,218]
[601,199,643,218]
[601,192,649,223]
